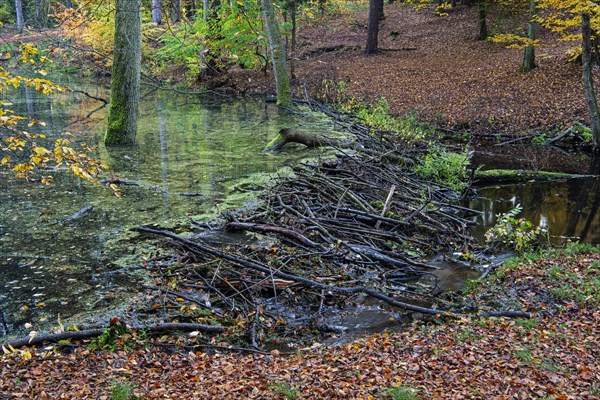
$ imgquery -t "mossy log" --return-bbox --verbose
[264,128,413,164]
[474,169,593,185]
[264,128,342,152]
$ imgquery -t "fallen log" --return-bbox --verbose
[264,128,342,152]
[2,323,224,349]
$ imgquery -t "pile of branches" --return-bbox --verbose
[132,118,495,347]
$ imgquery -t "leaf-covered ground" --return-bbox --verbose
[2,247,598,399]
[229,3,594,135]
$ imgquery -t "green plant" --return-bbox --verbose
[514,346,534,363]
[110,380,139,400]
[485,205,548,252]
[271,382,300,399]
[384,386,418,400]
[514,318,538,330]
[415,147,470,192]
[0,4,15,24]
[532,133,548,145]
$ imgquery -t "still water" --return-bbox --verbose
[0,76,343,335]
[2,76,600,339]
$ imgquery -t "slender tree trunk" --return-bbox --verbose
[582,12,600,148]
[290,0,296,79]
[171,0,182,22]
[366,0,381,54]
[105,0,143,145]
[478,1,488,40]
[15,0,25,32]
[261,0,293,108]
[152,0,162,24]
[521,0,538,72]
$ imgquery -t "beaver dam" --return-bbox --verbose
[113,103,529,350]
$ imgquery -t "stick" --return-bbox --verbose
[375,184,396,229]
[2,323,224,349]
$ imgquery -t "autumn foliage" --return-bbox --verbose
[0,43,103,184]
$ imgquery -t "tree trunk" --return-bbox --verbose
[521,0,538,72]
[261,0,293,108]
[478,1,488,40]
[15,0,25,32]
[152,0,162,24]
[582,12,600,148]
[105,0,143,146]
[366,0,381,54]
[171,0,182,22]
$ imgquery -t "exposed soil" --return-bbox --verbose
[228,4,592,136]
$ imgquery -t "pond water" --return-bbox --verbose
[3,74,600,341]
[0,75,344,336]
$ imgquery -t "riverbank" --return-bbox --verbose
[1,244,598,399]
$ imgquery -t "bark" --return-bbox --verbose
[263,128,340,152]
[105,0,143,145]
[478,1,488,40]
[365,0,381,54]
[521,0,538,73]
[582,12,600,148]
[171,0,182,22]
[14,0,25,32]
[261,0,293,108]
[152,0,162,25]
[2,323,224,349]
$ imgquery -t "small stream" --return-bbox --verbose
[2,75,600,340]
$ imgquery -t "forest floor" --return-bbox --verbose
[1,246,599,399]
[227,3,590,136]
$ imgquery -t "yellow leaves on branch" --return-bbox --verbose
[538,0,600,41]
[1,46,104,185]
[490,34,540,49]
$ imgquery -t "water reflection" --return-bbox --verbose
[0,78,343,336]
[469,177,600,244]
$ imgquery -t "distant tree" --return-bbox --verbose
[538,0,600,147]
[581,12,600,147]
[105,0,142,145]
[14,0,24,31]
[366,0,383,54]
[261,0,292,108]
[477,0,488,40]
[152,0,162,24]
[171,0,182,22]
[521,0,538,72]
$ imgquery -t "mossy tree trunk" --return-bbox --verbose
[582,12,600,148]
[261,0,293,108]
[105,0,142,146]
[478,0,488,40]
[14,0,24,32]
[521,0,538,72]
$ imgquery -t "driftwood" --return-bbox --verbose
[57,206,93,225]
[264,128,342,152]
[2,323,224,349]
